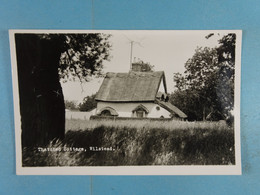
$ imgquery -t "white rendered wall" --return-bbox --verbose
[97,102,171,118]
[158,79,166,93]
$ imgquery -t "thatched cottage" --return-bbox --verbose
[94,68,187,120]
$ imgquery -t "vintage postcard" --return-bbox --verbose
[9,30,242,175]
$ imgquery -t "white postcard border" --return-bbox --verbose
[9,30,242,175]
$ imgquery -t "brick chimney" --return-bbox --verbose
[131,61,152,72]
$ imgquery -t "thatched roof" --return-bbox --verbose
[95,71,166,102]
[155,99,187,118]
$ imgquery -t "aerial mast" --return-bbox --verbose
[124,35,144,71]
[130,41,134,70]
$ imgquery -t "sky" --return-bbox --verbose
[61,30,225,103]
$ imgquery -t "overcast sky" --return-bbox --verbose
[61,30,225,103]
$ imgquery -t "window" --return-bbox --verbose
[98,107,118,117]
[136,110,144,118]
[132,104,149,118]
[100,110,112,116]
[161,94,165,101]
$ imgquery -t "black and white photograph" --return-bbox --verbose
[9,30,242,175]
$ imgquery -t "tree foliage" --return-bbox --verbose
[60,34,111,81]
[78,93,97,112]
[39,34,111,81]
[171,34,236,121]
[65,100,78,110]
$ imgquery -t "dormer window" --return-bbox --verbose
[132,104,149,118]
[101,110,112,116]
[136,110,144,118]
[97,107,118,117]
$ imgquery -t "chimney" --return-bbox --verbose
[131,59,152,72]
[131,62,142,72]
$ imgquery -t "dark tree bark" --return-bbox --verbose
[15,34,65,147]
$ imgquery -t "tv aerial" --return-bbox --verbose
[123,35,145,70]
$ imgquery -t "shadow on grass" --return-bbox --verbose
[22,124,235,166]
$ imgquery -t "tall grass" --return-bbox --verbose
[65,119,228,132]
[23,119,235,166]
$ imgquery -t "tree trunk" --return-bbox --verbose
[203,105,206,121]
[15,34,65,147]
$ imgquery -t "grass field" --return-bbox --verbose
[65,119,228,132]
[23,119,235,166]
